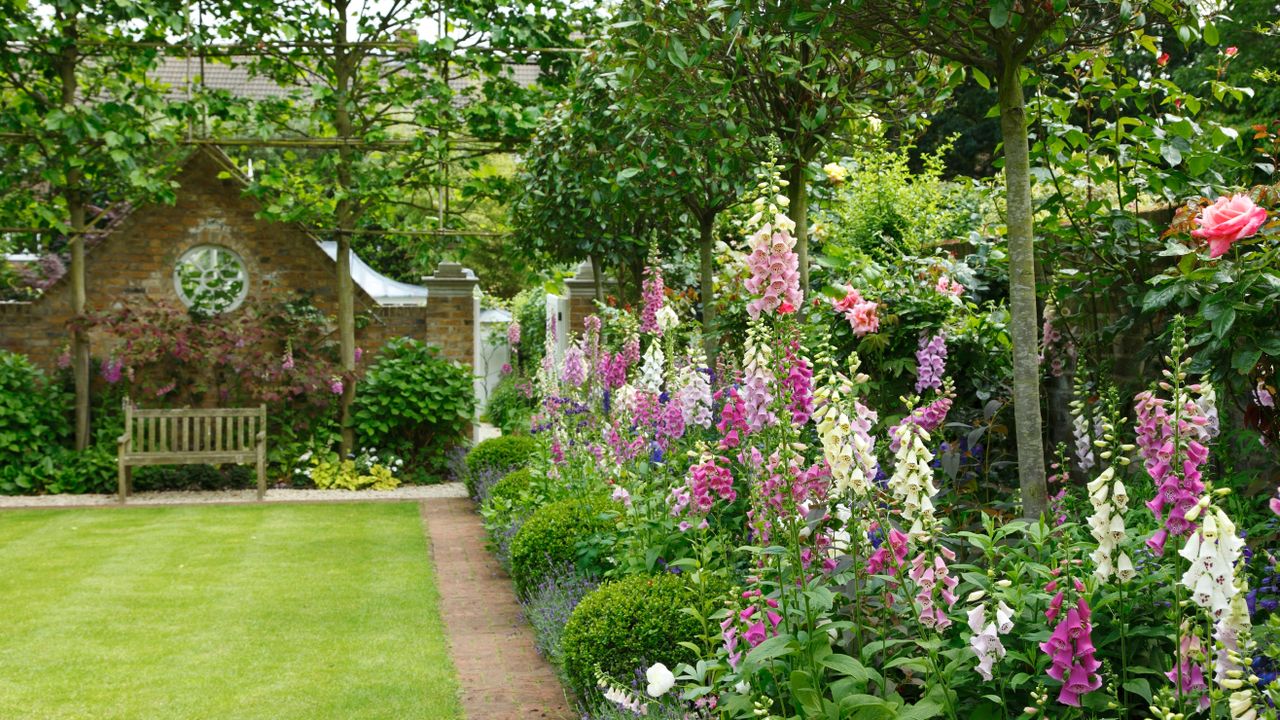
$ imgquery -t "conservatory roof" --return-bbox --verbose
[317,241,430,307]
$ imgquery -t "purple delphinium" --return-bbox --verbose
[915,333,947,393]
[521,562,599,664]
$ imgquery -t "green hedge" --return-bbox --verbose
[508,496,615,598]
[559,574,702,698]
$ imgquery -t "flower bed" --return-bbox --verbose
[468,188,1280,719]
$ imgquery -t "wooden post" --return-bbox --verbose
[117,398,132,503]
[256,404,267,500]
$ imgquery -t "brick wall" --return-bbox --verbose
[0,147,477,378]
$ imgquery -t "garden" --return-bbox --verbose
[3,0,1280,719]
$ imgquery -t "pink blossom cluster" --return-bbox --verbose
[832,285,879,336]
[507,320,521,347]
[742,366,777,432]
[606,423,645,463]
[743,223,802,318]
[935,275,963,297]
[721,590,782,669]
[101,357,124,384]
[639,266,665,335]
[867,526,910,576]
[914,333,947,393]
[716,387,750,449]
[561,345,586,387]
[597,351,629,390]
[746,450,829,545]
[888,396,953,452]
[1040,578,1102,707]
[783,344,814,425]
[908,546,958,630]
[675,454,736,516]
[1134,389,1211,555]
[655,399,686,445]
[1166,632,1209,708]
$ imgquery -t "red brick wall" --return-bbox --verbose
[0,148,474,373]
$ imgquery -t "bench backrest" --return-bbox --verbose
[123,400,266,455]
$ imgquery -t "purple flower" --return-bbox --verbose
[915,333,947,393]
[329,378,344,395]
[100,357,123,384]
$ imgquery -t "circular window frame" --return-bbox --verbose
[173,244,250,314]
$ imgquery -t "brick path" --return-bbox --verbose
[420,499,575,720]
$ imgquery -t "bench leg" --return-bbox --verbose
[256,450,266,501]
[117,462,128,504]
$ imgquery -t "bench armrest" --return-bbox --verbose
[118,434,130,448]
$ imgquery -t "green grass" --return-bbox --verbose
[0,503,461,720]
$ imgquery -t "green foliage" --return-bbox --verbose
[819,139,993,262]
[465,434,541,477]
[133,464,255,492]
[512,286,548,372]
[308,458,400,491]
[559,574,701,698]
[354,338,475,482]
[0,351,72,494]
[483,373,536,435]
[508,496,616,599]
[489,467,536,507]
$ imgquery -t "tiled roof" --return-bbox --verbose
[150,56,542,100]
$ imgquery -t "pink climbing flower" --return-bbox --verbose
[100,357,123,384]
[507,320,521,346]
[329,378,344,395]
[832,285,879,336]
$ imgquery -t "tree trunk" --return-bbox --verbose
[697,211,717,361]
[787,163,809,295]
[334,2,357,456]
[58,19,90,451]
[998,59,1048,520]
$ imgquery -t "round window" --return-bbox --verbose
[174,245,249,314]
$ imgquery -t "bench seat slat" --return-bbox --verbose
[121,452,258,466]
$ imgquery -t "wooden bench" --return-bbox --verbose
[117,399,268,503]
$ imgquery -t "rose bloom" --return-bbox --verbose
[1192,194,1268,258]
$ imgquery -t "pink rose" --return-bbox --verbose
[1270,497,1280,517]
[1192,194,1268,258]
[848,301,880,336]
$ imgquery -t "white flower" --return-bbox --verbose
[888,421,937,540]
[645,662,675,697]
[638,342,666,394]
[655,305,680,332]
[1180,506,1244,617]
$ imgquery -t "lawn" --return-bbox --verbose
[0,502,460,720]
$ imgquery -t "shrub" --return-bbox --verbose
[465,434,539,484]
[559,574,701,698]
[509,496,615,598]
[489,467,535,506]
[483,373,535,435]
[133,464,254,492]
[354,338,475,482]
[0,351,72,494]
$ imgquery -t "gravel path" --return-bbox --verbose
[0,483,468,510]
